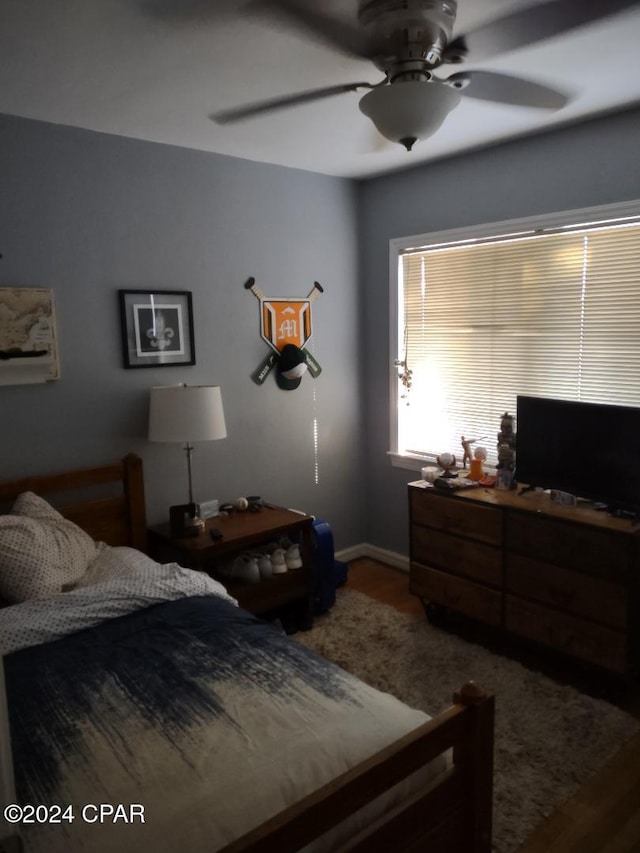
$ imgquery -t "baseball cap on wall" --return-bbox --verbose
[276,344,308,390]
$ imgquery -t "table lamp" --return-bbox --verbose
[149,384,227,537]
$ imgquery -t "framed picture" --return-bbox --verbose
[118,290,195,369]
[0,287,60,385]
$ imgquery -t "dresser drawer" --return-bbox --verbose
[505,595,627,673]
[506,554,627,629]
[506,512,629,579]
[410,489,502,546]
[412,525,501,587]
[410,563,502,626]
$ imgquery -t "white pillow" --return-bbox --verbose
[75,546,158,588]
[11,490,67,521]
[0,491,101,603]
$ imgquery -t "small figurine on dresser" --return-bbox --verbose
[496,411,517,489]
[460,434,486,468]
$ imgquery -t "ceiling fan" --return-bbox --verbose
[209,0,640,150]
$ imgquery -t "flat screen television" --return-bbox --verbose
[515,395,640,515]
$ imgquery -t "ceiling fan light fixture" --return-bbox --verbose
[359,80,461,149]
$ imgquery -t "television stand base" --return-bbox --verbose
[518,484,536,496]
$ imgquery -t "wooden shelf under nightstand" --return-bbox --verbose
[147,506,314,626]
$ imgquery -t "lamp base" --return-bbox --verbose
[170,503,205,538]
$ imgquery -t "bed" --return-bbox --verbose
[0,454,494,853]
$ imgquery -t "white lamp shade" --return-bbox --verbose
[149,385,227,443]
[359,80,461,146]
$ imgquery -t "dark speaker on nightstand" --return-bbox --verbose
[170,503,205,538]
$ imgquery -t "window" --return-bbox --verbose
[390,201,640,466]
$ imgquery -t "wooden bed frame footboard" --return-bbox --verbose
[0,453,147,552]
[222,681,494,853]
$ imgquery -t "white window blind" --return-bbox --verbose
[394,210,640,463]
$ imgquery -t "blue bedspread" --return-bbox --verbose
[4,578,430,853]
[7,595,351,807]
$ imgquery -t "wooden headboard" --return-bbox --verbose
[0,454,147,552]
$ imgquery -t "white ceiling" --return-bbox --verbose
[1,0,640,179]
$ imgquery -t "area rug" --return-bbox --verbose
[295,588,639,853]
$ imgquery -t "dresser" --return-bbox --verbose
[408,481,640,676]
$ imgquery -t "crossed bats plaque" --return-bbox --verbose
[245,277,323,385]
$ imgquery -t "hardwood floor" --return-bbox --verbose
[345,557,640,853]
[345,557,424,617]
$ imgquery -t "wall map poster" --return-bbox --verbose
[0,287,60,385]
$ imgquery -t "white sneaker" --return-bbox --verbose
[257,553,273,579]
[285,544,302,569]
[270,548,287,574]
[232,555,260,583]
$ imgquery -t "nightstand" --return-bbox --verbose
[147,505,314,630]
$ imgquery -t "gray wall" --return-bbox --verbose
[0,114,366,547]
[3,107,640,558]
[357,107,640,556]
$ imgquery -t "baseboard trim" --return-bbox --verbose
[335,543,409,573]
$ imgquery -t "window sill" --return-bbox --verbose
[387,452,434,472]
